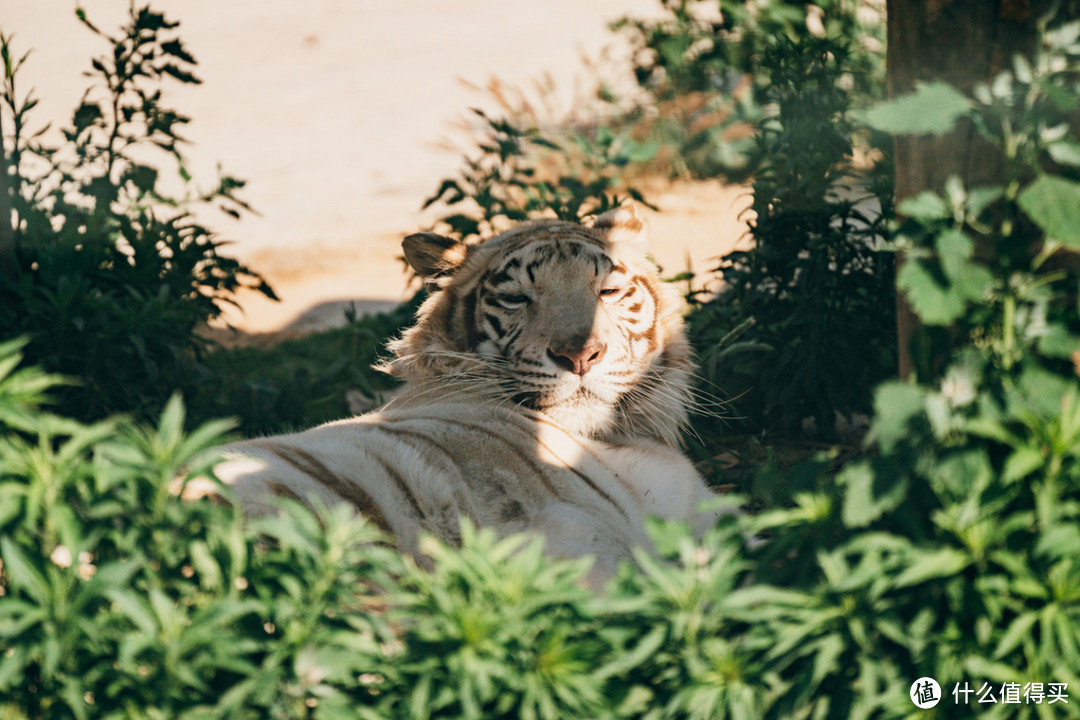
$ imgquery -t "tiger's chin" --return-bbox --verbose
[527,384,620,440]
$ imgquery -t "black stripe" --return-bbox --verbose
[462,285,481,348]
[484,312,505,337]
[527,414,640,505]
[267,481,305,504]
[364,449,427,520]
[264,445,392,531]
[502,323,524,349]
[384,416,565,500]
[488,270,513,286]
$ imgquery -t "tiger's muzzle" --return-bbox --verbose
[547,336,607,376]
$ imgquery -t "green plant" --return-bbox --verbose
[0,337,396,719]
[689,36,896,436]
[615,0,884,100]
[6,6,1080,720]
[424,109,655,242]
[723,20,1080,717]
[609,0,886,181]
[185,297,420,437]
[0,6,273,423]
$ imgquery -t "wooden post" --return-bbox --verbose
[887,0,1048,378]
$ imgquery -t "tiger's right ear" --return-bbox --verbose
[402,232,467,285]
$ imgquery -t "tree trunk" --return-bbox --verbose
[887,0,1047,378]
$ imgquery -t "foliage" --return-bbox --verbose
[186,297,419,437]
[725,18,1080,717]
[689,36,896,435]
[2,326,1078,718]
[0,6,273,423]
[861,25,1080,381]
[424,109,656,243]
[0,338,396,720]
[609,0,886,180]
[4,5,1080,720]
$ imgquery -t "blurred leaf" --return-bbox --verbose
[894,548,970,588]
[872,382,927,453]
[860,82,972,135]
[898,191,949,221]
[1018,174,1080,248]
[0,538,49,603]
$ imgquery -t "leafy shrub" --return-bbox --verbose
[0,6,273,423]
[186,297,420,437]
[726,21,1080,717]
[689,36,895,435]
[0,338,397,719]
[4,6,1080,720]
[3,325,1077,718]
[610,0,886,180]
[424,109,655,242]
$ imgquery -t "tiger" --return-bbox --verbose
[186,204,720,586]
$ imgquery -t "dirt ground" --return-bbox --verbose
[5,1,752,341]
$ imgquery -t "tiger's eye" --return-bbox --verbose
[599,288,621,298]
[497,294,531,308]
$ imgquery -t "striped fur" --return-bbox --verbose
[387,203,696,448]
[197,205,716,586]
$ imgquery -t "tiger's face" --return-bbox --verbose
[386,205,694,446]
[466,227,662,417]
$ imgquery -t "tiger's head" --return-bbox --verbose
[383,205,695,447]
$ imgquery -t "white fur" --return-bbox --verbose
[204,397,717,587]
[199,207,719,588]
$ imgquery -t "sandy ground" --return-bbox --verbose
[5,1,752,341]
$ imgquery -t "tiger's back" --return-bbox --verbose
[207,394,714,582]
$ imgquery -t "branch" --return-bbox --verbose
[0,99,15,272]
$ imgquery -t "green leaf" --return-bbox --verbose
[840,461,908,528]
[1037,324,1078,359]
[898,191,950,221]
[860,82,972,135]
[894,548,970,588]
[871,382,926,454]
[125,164,158,193]
[1017,174,1080,249]
[1048,141,1080,167]
[898,259,967,326]
[936,229,993,300]
[994,613,1039,660]
[595,625,666,680]
[160,39,195,64]
[967,186,1006,218]
[1001,447,1045,484]
[1036,524,1080,560]
[71,102,102,134]
[158,62,201,85]
[105,589,158,635]
[0,537,50,604]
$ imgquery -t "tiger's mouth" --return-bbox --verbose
[514,383,609,412]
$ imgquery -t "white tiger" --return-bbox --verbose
[189,205,719,586]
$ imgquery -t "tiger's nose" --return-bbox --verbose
[547,337,607,376]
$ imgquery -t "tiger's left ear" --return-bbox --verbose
[402,232,468,286]
[590,203,648,252]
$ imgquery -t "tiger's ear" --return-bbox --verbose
[402,232,468,284]
[590,203,648,252]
